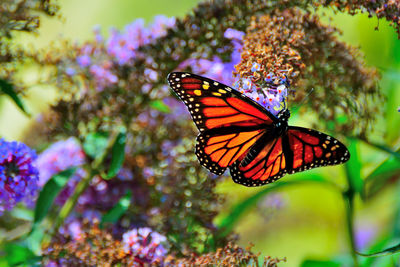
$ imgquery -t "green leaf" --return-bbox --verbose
[301,259,341,267]
[0,78,30,116]
[344,138,364,197]
[364,152,400,198]
[3,243,40,266]
[216,175,332,238]
[33,168,76,225]
[149,99,171,113]
[100,190,132,227]
[104,130,126,179]
[357,242,400,257]
[361,140,400,160]
[83,132,109,159]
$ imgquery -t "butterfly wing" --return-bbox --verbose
[167,72,277,174]
[229,126,350,187]
[230,135,288,186]
[167,72,276,132]
[285,126,350,173]
[196,128,266,175]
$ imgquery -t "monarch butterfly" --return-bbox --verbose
[167,72,350,187]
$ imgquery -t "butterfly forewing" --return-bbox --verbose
[168,72,276,174]
[167,72,276,133]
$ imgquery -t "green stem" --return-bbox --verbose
[344,189,359,267]
[42,130,120,246]
[53,170,94,233]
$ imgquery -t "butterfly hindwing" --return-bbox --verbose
[229,136,288,187]
[167,72,276,133]
[285,126,350,173]
[196,128,266,175]
[229,126,350,187]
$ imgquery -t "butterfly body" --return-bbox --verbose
[168,72,350,187]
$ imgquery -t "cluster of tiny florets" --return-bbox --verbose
[235,9,380,136]
[0,139,39,214]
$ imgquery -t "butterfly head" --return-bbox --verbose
[277,108,290,122]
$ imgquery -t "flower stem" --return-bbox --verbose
[344,189,359,267]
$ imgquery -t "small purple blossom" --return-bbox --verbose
[149,15,176,39]
[122,227,168,264]
[144,68,158,81]
[0,139,39,214]
[251,62,261,72]
[65,67,76,76]
[224,28,245,41]
[142,167,154,178]
[93,25,103,43]
[89,63,118,91]
[76,55,91,67]
[355,223,377,250]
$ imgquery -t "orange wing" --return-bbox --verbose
[229,127,350,187]
[286,126,350,173]
[168,72,277,175]
[167,72,275,133]
[229,137,287,186]
[196,129,266,175]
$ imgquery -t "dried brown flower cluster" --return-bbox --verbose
[0,0,59,92]
[43,220,151,266]
[236,8,381,136]
[314,0,400,37]
[171,242,286,267]
[0,0,58,38]
[43,221,282,267]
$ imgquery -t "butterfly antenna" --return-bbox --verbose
[291,88,314,113]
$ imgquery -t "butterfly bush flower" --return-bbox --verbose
[72,15,176,91]
[122,227,168,264]
[178,28,244,85]
[0,139,39,214]
[89,62,118,91]
[35,137,85,186]
[150,15,176,39]
[233,71,289,116]
[107,16,175,65]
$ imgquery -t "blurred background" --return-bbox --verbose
[0,0,399,266]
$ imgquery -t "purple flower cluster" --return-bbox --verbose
[74,15,175,91]
[122,227,168,264]
[0,139,39,214]
[233,65,289,116]
[178,28,244,85]
[76,44,117,91]
[107,16,175,65]
[35,138,86,186]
